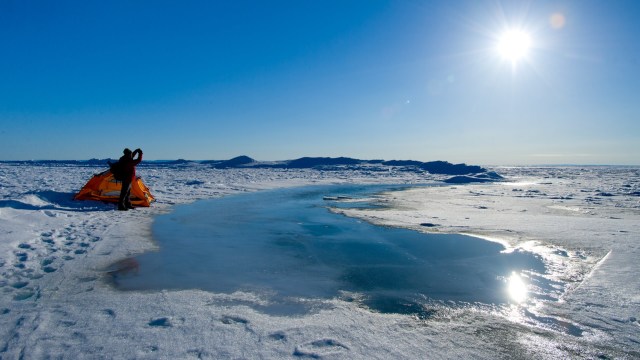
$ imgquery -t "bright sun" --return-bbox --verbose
[497,29,531,63]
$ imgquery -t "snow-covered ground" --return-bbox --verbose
[0,163,638,359]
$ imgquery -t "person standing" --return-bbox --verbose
[117,148,143,211]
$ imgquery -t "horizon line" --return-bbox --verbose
[0,158,638,167]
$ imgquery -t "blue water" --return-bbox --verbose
[112,184,547,315]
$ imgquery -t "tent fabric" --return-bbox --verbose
[74,170,155,207]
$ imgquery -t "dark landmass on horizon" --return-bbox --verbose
[1,156,492,176]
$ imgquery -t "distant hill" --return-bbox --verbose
[212,155,256,169]
[286,157,363,168]
[277,157,487,175]
[0,156,492,176]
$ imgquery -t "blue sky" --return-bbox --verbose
[1,0,638,164]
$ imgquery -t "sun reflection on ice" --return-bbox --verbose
[507,272,528,304]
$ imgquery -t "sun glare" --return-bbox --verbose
[497,29,531,64]
[507,272,528,303]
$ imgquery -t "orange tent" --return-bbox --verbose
[74,170,155,207]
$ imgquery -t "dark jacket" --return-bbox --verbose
[118,150,143,181]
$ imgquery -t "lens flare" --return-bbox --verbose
[550,13,566,29]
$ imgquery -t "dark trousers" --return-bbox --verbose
[119,178,132,207]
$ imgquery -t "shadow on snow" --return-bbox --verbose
[0,191,113,212]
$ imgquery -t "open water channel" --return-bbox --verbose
[112,184,548,316]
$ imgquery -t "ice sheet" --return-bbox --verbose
[0,163,638,358]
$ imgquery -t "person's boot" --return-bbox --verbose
[118,203,128,211]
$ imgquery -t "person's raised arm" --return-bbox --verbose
[133,148,143,164]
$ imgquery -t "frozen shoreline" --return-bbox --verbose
[335,167,640,351]
[1,163,639,358]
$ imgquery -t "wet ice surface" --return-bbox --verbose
[114,184,550,316]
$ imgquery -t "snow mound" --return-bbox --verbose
[444,171,503,184]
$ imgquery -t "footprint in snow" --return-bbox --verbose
[268,331,287,342]
[148,317,172,327]
[220,315,255,333]
[15,252,28,262]
[59,319,77,327]
[220,315,250,326]
[293,339,350,358]
[28,273,43,280]
[11,281,29,289]
[102,309,116,318]
[13,289,35,301]
[187,349,210,359]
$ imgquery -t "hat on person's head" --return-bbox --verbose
[123,148,132,155]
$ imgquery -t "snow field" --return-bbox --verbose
[0,163,638,358]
